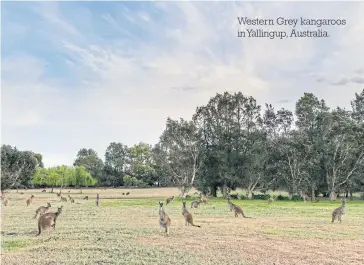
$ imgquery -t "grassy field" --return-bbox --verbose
[1,187,364,265]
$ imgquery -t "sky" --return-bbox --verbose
[1,1,364,167]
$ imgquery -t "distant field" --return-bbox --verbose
[1,188,364,265]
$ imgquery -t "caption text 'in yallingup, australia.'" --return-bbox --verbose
[237,17,347,39]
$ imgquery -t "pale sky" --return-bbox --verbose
[2,1,364,167]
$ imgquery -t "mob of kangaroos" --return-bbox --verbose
[331,198,346,223]
[158,201,171,235]
[36,205,63,236]
[33,202,52,219]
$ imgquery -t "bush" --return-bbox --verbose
[291,194,303,201]
[229,194,239,199]
[276,195,290,201]
[251,194,271,200]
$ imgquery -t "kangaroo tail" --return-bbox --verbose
[36,221,41,236]
[192,224,201,228]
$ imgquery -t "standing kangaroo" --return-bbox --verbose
[26,195,35,206]
[331,198,346,223]
[227,198,251,218]
[158,201,171,235]
[182,201,201,228]
[3,197,9,206]
[36,206,63,236]
[33,202,52,219]
[60,196,67,202]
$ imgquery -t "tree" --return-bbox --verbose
[128,142,156,185]
[158,117,202,196]
[104,142,129,186]
[1,145,38,190]
[73,148,104,182]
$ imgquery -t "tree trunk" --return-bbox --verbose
[349,190,353,201]
[222,182,228,199]
[345,190,349,198]
[51,187,54,193]
[211,184,218,197]
[329,190,337,201]
[247,190,253,199]
[311,187,315,201]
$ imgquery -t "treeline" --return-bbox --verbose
[1,90,363,200]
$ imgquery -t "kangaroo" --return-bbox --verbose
[166,196,174,205]
[158,201,171,235]
[331,198,346,223]
[268,198,274,205]
[68,195,75,203]
[83,196,89,200]
[199,193,208,204]
[227,198,251,218]
[60,196,67,202]
[41,190,46,193]
[182,201,201,228]
[126,192,130,195]
[3,198,9,206]
[33,202,52,219]
[36,206,63,236]
[191,200,201,209]
[26,195,35,206]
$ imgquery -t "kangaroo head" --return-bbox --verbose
[58,206,63,213]
[31,195,35,198]
[158,201,164,209]
[341,198,346,205]
[182,201,187,208]
[47,202,51,207]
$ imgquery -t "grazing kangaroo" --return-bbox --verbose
[83,196,89,200]
[41,190,46,193]
[60,196,67,202]
[33,202,52,219]
[122,193,125,195]
[227,198,251,218]
[166,196,175,205]
[36,206,63,236]
[126,192,130,195]
[158,201,171,235]
[191,200,201,209]
[26,195,35,206]
[331,198,346,223]
[68,195,75,203]
[182,201,201,228]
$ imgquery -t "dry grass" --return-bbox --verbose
[1,188,364,265]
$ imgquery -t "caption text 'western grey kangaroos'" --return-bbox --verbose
[182,201,201,228]
[332,198,346,223]
[158,201,171,235]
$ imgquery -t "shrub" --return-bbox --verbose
[276,195,290,201]
[291,194,303,201]
[251,194,271,200]
[229,194,239,199]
